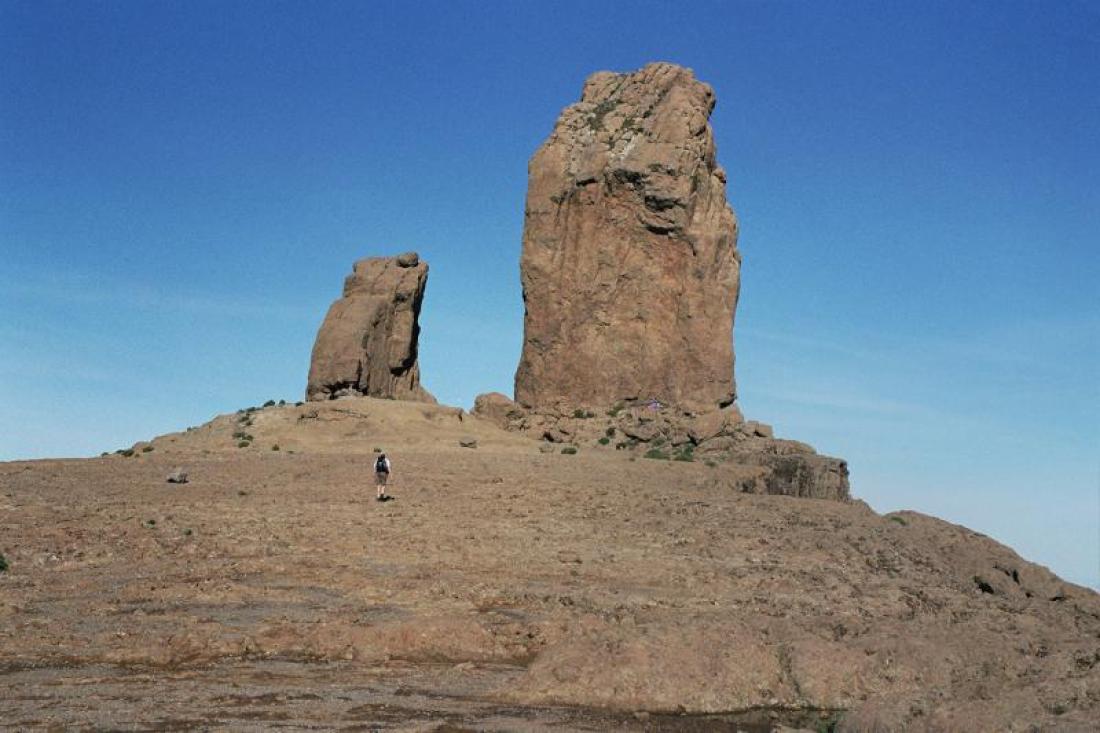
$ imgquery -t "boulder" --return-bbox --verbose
[514,63,740,412]
[744,420,774,439]
[740,453,849,501]
[472,392,524,429]
[166,469,188,484]
[306,253,435,403]
[687,407,743,443]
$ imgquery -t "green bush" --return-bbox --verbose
[605,426,616,437]
[117,448,134,457]
[278,399,286,406]
[295,401,304,407]
[263,400,276,407]
[237,440,251,448]
[644,449,669,460]
[0,552,8,572]
[673,445,695,462]
[141,445,154,453]
[271,444,280,451]
[597,436,610,445]
[889,515,908,526]
[561,446,578,455]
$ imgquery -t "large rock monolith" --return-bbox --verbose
[514,62,740,411]
[306,252,434,403]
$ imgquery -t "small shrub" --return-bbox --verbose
[0,553,8,572]
[816,712,844,733]
[373,447,382,453]
[572,409,586,419]
[271,444,280,451]
[652,436,666,447]
[704,460,717,468]
[607,403,624,417]
[561,446,578,455]
[118,448,134,457]
[644,449,669,460]
[232,431,246,439]
[237,440,251,448]
[278,399,286,406]
[597,436,610,445]
[100,452,108,457]
[615,442,629,450]
[889,515,908,526]
[263,400,276,408]
[183,528,193,537]
[142,445,154,453]
[295,401,304,407]
[605,426,616,437]
[673,445,695,462]
[144,518,156,527]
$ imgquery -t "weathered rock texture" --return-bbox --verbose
[473,394,850,501]
[306,253,434,403]
[515,62,740,411]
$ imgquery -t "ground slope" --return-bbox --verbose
[1,398,1096,731]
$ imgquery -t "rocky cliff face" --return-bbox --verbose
[515,62,740,412]
[306,252,434,403]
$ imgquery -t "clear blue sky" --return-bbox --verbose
[2,1,1097,587]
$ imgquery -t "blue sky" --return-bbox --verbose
[2,1,1097,587]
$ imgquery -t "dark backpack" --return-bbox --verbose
[375,456,389,473]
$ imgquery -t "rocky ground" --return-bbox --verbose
[1,398,1097,731]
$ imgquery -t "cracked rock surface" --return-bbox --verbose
[515,62,740,412]
[306,253,434,403]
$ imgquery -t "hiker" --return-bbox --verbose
[374,452,392,501]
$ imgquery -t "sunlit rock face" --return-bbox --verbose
[515,62,740,412]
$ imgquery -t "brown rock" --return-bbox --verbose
[472,392,524,429]
[687,407,743,443]
[744,420,774,439]
[514,62,740,412]
[306,253,434,403]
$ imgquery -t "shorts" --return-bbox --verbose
[375,471,389,486]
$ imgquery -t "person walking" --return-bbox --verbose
[374,452,392,501]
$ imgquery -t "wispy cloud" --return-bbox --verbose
[2,274,316,321]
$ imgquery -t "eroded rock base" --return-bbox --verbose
[474,393,849,502]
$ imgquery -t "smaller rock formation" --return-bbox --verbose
[306,253,434,403]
